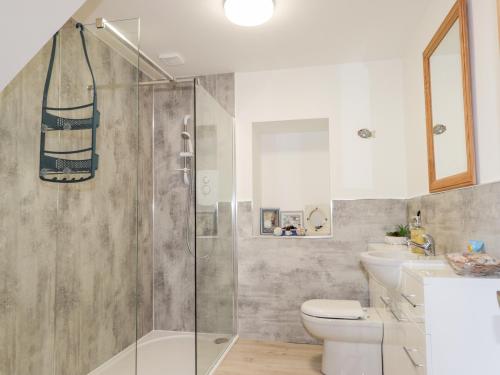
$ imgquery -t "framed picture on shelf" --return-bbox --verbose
[260,208,280,235]
[280,211,304,228]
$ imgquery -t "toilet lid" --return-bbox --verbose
[301,300,365,319]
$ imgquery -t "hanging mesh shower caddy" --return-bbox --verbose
[39,23,100,183]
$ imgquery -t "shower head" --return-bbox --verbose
[183,115,191,126]
[181,131,194,155]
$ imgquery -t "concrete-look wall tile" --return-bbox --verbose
[138,82,154,338]
[198,74,235,117]
[237,202,253,238]
[153,84,196,331]
[237,199,407,343]
[408,182,500,258]
[0,21,151,375]
[152,76,236,334]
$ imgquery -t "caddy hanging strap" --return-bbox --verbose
[39,23,100,183]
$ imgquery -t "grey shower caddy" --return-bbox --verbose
[39,23,100,183]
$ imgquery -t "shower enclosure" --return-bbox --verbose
[0,17,236,375]
[195,82,237,374]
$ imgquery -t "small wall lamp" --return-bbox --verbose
[357,129,375,139]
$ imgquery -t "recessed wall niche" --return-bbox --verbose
[252,118,332,236]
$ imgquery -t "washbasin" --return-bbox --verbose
[360,245,440,290]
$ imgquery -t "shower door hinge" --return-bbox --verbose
[96,18,105,29]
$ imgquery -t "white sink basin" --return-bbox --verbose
[360,246,440,290]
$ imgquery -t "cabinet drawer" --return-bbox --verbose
[401,271,425,323]
[401,321,427,375]
[369,277,390,315]
[383,310,406,375]
[383,310,427,375]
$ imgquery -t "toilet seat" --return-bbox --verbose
[301,299,365,320]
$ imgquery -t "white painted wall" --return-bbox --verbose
[0,0,87,91]
[403,0,500,197]
[235,60,408,201]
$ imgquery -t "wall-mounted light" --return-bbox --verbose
[433,124,447,135]
[224,0,275,27]
[357,129,375,139]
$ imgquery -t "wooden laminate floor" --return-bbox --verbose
[215,339,323,375]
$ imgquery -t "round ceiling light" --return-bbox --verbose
[224,0,275,27]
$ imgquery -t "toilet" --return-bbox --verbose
[301,299,383,375]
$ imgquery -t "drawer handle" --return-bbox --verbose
[401,293,423,308]
[389,307,407,322]
[379,296,391,307]
[403,346,424,368]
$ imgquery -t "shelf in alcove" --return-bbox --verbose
[252,235,334,240]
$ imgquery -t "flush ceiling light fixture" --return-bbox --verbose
[224,0,275,27]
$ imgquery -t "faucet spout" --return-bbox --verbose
[407,234,436,256]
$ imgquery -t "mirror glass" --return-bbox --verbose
[309,209,326,229]
[429,21,467,180]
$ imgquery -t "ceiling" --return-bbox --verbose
[75,0,432,79]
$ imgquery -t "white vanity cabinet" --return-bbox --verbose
[369,265,500,375]
[370,277,425,375]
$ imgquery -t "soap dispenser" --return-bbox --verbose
[410,211,425,255]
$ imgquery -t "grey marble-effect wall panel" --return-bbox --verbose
[198,74,235,117]
[0,38,59,375]
[196,202,235,334]
[53,24,140,375]
[153,84,196,331]
[138,83,154,338]
[0,21,152,375]
[197,211,218,236]
[237,199,407,344]
[152,75,235,333]
[407,182,500,258]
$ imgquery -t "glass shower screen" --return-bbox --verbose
[0,18,141,375]
[195,83,236,374]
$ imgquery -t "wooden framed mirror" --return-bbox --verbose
[423,0,476,193]
[497,0,500,43]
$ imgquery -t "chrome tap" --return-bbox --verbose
[407,234,436,256]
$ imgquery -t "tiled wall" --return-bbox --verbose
[408,182,500,259]
[138,81,154,338]
[152,74,235,332]
[196,202,235,334]
[237,199,407,343]
[237,182,500,344]
[0,22,152,375]
[152,83,196,331]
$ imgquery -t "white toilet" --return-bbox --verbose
[301,299,383,375]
